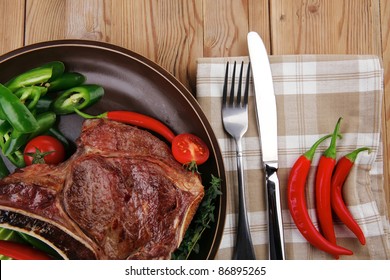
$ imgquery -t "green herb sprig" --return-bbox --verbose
[172,174,222,260]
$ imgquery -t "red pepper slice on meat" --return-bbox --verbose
[75,109,210,171]
[331,147,370,245]
[287,133,353,256]
[75,109,175,143]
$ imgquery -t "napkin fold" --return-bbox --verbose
[196,55,390,260]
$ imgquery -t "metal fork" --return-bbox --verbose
[222,61,256,260]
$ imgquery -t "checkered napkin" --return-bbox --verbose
[196,55,390,260]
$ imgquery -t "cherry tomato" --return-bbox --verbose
[23,135,66,165]
[172,133,210,166]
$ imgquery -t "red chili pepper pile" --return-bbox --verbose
[287,117,370,258]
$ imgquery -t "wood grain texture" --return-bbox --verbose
[26,0,110,42]
[25,0,202,91]
[106,0,204,91]
[381,0,390,209]
[203,0,249,57]
[270,0,382,55]
[203,0,271,55]
[0,0,25,55]
[248,0,271,53]
[25,0,67,42]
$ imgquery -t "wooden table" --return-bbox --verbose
[1,0,389,216]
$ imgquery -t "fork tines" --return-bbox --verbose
[222,61,251,107]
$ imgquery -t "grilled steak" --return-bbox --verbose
[0,119,205,259]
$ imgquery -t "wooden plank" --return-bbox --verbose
[0,0,25,56]
[203,0,249,57]
[25,0,66,42]
[248,0,271,53]
[381,0,390,214]
[24,0,202,92]
[108,0,203,92]
[25,0,103,43]
[270,0,382,55]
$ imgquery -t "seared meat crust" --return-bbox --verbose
[0,119,204,259]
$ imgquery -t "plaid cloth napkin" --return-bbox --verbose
[196,55,390,260]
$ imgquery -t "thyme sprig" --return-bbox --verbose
[172,174,222,260]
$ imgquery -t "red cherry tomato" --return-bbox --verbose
[172,133,210,165]
[23,135,66,165]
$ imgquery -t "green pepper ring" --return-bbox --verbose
[52,84,104,115]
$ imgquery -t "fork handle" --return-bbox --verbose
[233,139,256,260]
[265,162,286,260]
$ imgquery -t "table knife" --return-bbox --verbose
[247,31,286,260]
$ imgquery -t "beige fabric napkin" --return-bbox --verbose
[196,55,390,260]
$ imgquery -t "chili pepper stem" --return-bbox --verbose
[74,108,107,119]
[324,117,342,159]
[303,134,342,161]
[345,147,371,162]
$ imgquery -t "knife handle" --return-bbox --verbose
[265,163,286,260]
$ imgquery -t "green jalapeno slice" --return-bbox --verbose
[46,72,86,92]
[14,86,48,110]
[4,61,65,92]
[2,111,57,156]
[6,150,25,168]
[40,61,65,81]
[52,84,104,115]
[5,68,52,92]
[34,95,54,114]
[0,84,39,134]
[0,120,12,151]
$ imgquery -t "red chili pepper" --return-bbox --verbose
[331,147,370,245]
[75,109,175,143]
[315,117,342,253]
[287,133,352,256]
[0,240,52,260]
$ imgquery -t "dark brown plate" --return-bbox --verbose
[0,40,226,260]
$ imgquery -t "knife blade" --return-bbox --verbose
[247,31,286,260]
